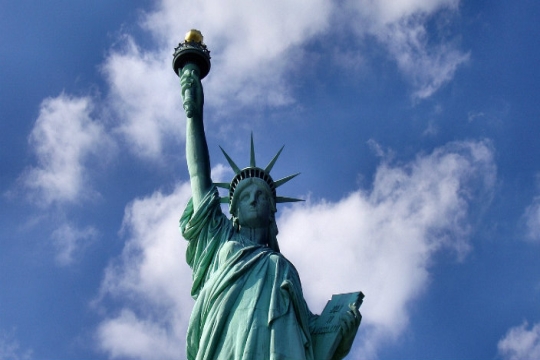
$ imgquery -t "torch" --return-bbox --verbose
[172,29,211,118]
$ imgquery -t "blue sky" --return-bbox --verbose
[1,0,540,359]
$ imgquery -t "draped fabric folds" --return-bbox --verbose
[180,186,316,360]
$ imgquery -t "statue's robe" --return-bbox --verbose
[180,186,316,360]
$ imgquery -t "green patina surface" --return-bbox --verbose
[177,43,361,360]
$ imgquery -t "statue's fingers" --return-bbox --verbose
[180,74,192,86]
[343,312,354,333]
[339,316,348,336]
[344,312,354,331]
[181,70,195,81]
[180,79,196,96]
[354,309,362,324]
[180,81,191,93]
[349,304,361,321]
[180,76,193,85]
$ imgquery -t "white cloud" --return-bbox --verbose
[522,175,540,242]
[98,310,182,360]
[383,21,470,99]
[51,223,98,266]
[41,0,468,163]
[96,182,193,359]
[523,198,540,242]
[20,1,468,168]
[95,140,495,359]
[102,37,183,159]
[22,94,112,206]
[142,0,331,108]
[344,0,468,99]
[351,0,460,26]
[99,0,332,158]
[0,330,32,360]
[277,139,495,359]
[142,0,467,104]
[96,164,230,358]
[498,322,540,360]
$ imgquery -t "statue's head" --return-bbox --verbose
[217,134,302,209]
[231,178,276,228]
[216,134,303,251]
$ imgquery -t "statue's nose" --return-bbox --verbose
[249,193,257,205]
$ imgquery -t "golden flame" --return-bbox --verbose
[184,29,204,43]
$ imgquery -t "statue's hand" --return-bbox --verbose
[180,63,204,118]
[332,303,362,360]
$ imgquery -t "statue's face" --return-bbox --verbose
[236,183,272,228]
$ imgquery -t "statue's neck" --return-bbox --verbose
[239,226,268,246]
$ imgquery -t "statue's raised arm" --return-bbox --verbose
[181,63,211,210]
[174,30,213,210]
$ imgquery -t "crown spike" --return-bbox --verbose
[276,196,304,204]
[214,182,230,189]
[250,133,256,167]
[219,146,241,174]
[274,173,300,188]
[264,145,284,173]
[220,133,302,206]
[220,196,230,204]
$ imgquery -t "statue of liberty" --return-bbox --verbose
[175,30,362,360]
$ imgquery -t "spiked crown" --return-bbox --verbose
[215,135,303,212]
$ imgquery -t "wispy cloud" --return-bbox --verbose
[141,0,332,109]
[0,330,32,360]
[21,94,112,206]
[95,140,495,359]
[97,309,182,360]
[348,0,460,25]
[17,1,468,170]
[96,182,193,359]
[344,0,468,99]
[98,0,332,159]
[102,37,183,159]
[51,223,98,266]
[97,0,468,158]
[522,175,540,242]
[95,164,230,357]
[523,198,540,242]
[383,21,469,99]
[17,94,110,266]
[498,321,540,360]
